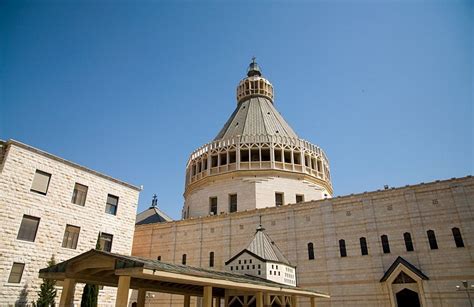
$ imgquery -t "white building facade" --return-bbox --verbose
[0,140,141,306]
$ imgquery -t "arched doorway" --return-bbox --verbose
[396,288,420,307]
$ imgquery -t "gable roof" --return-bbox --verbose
[380,256,429,282]
[214,97,298,141]
[226,226,292,266]
[136,206,173,225]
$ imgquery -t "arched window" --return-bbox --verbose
[427,230,438,249]
[182,254,187,265]
[359,237,368,255]
[452,227,464,248]
[381,235,390,254]
[209,252,214,267]
[339,239,347,257]
[307,242,315,260]
[404,232,414,252]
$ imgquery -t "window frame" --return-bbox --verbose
[30,170,51,195]
[8,263,25,284]
[62,224,81,249]
[275,192,284,207]
[209,197,218,215]
[105,194,119,216]
[296,194,304,203]
[17,215,41,242]
[229,194,237,213]
[71,183,88,206]
[99,232,113,252]
[307,242,315,260]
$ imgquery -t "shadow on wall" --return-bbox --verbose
[15,283,29,306]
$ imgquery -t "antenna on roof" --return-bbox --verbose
[151,194,158,208]
[256,215,265,232]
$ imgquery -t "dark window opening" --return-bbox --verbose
[209,252,214,267]
[427,230,438,250]
[209,197,218,215]
[296,194,304,203]
[211,155,218,167]
[240,150,249,162]
[261,149,270,161]
[284,151,292,163]
[452,227,464,248]
[308,242,315,260]
[381,235,390,254]
[229,194,237,213]
[99,232,113,252]
[360,237,368,255]
[220,153,227,165]
[275,192,284,207]
[157,256,161,261]
[182,254,187,265]
[229,151,236,164]
[17,215,40,242]
[293,152,301,165]
[105,194,119,215]
[404,232,414,252]
[339,239,347,257]
[251,149,259,162]
[274,149,282,162]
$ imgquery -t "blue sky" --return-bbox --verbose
[1,1,472,219]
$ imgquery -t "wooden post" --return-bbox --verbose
[59,278,76,307]
[215,297,221,307]
[264,293,271,307]
[115,275,131,307]
[256,292,264,307]
[203,286,213,307]
[184,294,191,307]
[291,295,298,307]
[224,290,230,307]
[310,297,316,307]
[137,289,146,307]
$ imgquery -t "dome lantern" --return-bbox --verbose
[237,58,274,103]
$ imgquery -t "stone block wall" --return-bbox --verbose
[0,141,140,306]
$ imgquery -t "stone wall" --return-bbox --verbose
[0,141,140,306]
[133,176,474,307]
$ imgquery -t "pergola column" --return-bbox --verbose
[291,295,298,307]
[184,294,191,307]
[215,297,222,307]
[137,288,146,307]
[256,292,264,307]
[264,293,271,307]
[59,278,76,307]
[115,275,131,307]
[310,297,316,307]
[203,286,213,307]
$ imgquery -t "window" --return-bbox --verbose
[99,232,113,252]
[62,225,80,249]
[8,263,25,283]
[157,256,161,261]
[209,252,214,267]
[229,194,237,213]
[17,215,40,242]
[240,149,249,162]
[251,149,259,162]
[275,193,284,207]
[296,194,304,203]
[105,194,119,215]
[452,227,464,248]
[360,237,368,255]
[381,235,390,253]
[229,151,236,164]
[427,230,438,250]
[71,183,88,206]
[211,155,218,167]
[261,149,270,161]
[274,149,282,162]
[182,254,187,265]
[220,153,227,165]
[209,197,218,215]
[30,170,51,195]
[404,232,414,252]
[339,239,347,257]
[307,242,315,260]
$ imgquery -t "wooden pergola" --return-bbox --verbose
[39,250,329,307]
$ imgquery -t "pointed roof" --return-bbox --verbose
[136,197,173,225]
[380,256,429,282]
[225,225,292,266]
[214,97,298,141]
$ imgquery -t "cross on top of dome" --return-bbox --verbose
[247,57,262,77]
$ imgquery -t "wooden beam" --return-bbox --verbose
[137,288,146,307]
[184,294,191,307]
[256,292,263,307]
[59,278,75,307]
[203,286,212,307]
[116,275,131,307]
[310,297,316,307]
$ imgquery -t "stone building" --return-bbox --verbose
[132,61,474,306]
[0,139,141,306]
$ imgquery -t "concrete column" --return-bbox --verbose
[115,275,131,307]
[291,296,298,307]
[137,289,146,307]
[184,294,191,307]
[310,297,316,307]
[264,293,271,307]
[203,286,212,307]
[256,292,264,307]
[59,278,76,307]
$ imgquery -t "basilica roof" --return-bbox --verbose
[214,96,298,141]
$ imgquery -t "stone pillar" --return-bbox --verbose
[203,286,213,307]
[137,289,146,307]
[256,292,264,307]
[115,275,131,307]
[59,278,76,307]
[184,294,191,307]
[310,297,316,307]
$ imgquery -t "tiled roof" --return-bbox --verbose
[214,97,298,141]
[246,226,292,265]
[135,206,173,225]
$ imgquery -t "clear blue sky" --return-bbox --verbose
[1,1,472,219]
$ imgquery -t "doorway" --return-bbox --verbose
[396,288,420,307]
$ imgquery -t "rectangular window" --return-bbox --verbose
[275,193,284,207]
[30,170,51,195]
[274,149,282,162]
[8,263,25,283]
[211,155,218,167]
[17,215,40,242]
[71,183,88,206]
[209,197,218,215]
[229,151,236,164]
[99,232,113,252]
[229,194,237,213]
[240,149,249,162]
[296,194,304,203]
[105,194,119,215]
[62,225,80,249]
